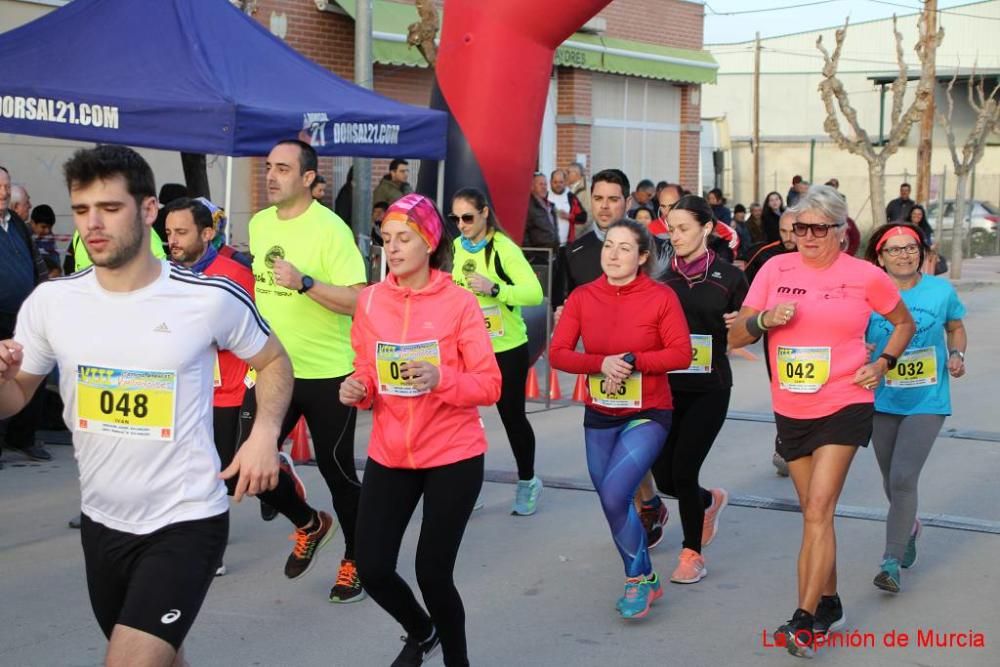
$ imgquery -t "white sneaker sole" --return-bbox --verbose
[670,567,707,584]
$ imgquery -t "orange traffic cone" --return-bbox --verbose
[525,366,540,399]
[290,417,312,464]
[572,374,589,402]
[548,367,562,400]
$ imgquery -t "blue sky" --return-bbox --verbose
[703,0,981,44]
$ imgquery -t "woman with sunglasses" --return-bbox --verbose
[342,194,502,666]
[451,188,545,515]
[729,185,914,658]
[650,195,748,585]
[551,219,692,619]
[864,224,966,594]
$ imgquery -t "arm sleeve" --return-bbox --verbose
[433,294,502,407]
[634,289,692,373]
[210,286,271,362]
[349,295,378,410]
[549,291,605,374]
[865,266,903,316]
[495,240,543,307]
[742,259,773,311]
[323,223,368,286]
[13,289,57,377]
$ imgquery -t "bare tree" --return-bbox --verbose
[816,15,943,227]
[407,0,439,67]
[938,68,1000,278]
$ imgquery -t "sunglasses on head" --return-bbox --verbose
[791,222,842,238]
[447,212,478,224]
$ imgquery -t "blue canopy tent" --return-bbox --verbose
[0,0,446,158]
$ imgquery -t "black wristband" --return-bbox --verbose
[746,316,764,339]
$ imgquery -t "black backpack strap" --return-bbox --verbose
[485,238,516,311]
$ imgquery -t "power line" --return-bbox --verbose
[868,0,1000,21]
[704,0,841,16]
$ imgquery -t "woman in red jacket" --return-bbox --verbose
[550,219,692,620]
[340,193,501,667]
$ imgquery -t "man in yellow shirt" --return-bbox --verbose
[249,139,368,603]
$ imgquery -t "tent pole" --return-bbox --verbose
[224,156,234,244]
[436,160,445,211]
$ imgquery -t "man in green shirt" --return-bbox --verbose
[249,139,368,603]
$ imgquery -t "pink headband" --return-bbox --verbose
[876,225,921,253]
[384,193,443,251]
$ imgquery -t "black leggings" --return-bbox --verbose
[494,344,536,480]
[356,455,483,667]
[650,387,731,553]
[277,376,361,559]
[212,390,314,528]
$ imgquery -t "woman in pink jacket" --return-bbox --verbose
[340,193,501,667]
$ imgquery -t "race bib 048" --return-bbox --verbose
[76,365,177,440]
[885,346,937,388]
[588,371,643,408]
[670,334,713,374]
[776,346,831,394]
[376,340,441,397]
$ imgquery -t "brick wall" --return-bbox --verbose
[598,0,704,50]
[679,85,702,192]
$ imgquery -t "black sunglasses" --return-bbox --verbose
[792,222,842,238]
[447,213,478,224]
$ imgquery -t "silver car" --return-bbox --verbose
[926,199,999,242]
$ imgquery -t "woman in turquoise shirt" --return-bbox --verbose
[451,188,544,516]
[865,224,967,594]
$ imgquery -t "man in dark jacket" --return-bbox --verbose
[0,166,50,462]
[372,159,412,206]
[885,182,915,222]
[524,172,559,249]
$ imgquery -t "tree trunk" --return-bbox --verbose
[180,153,211,200]
[949,171,969,279]
[869,161,888,229]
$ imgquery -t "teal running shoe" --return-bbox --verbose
[874,557,901,593]
[618,573,662,619]
[511,476,543,516]
[902,518,921,569]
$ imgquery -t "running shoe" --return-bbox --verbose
[772,450,790,477]
[511,476,543,516]
[874,557,901,593]
[284,510,336,580]
[813,594,845,635]
[278,451,308,502]
[473,494,485,511]
[618,574,662,619]
[391,627,441,666]
[329,558,366,603]
[901,518,922,568]
[215,562,227,577]
[701,487,728,547]
[639,498,669,550]
[670,548,707,584]
[260,499,279,522]
[774,608,816,659]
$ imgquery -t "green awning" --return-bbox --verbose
[334,0,717,84]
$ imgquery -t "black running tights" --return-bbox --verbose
[494,343,536,480]
[650,387,730,553]
[356,455,483,667]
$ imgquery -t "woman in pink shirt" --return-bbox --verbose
[340,194,502,667]
[729,185,914,658]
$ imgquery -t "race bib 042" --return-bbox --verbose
[76,365,177,440]
[776,346,831,394]
[670,334,713,374]
[885,346,937,388]
[376,340,441,397]
[588,371,643,408]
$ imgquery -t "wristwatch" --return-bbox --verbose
[490,283,500,298]
[878,353,898,371]
[622,352,636,367]
[298,275,315,294]
[949,349,965,362]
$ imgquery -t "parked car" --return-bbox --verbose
[926,199,999,242]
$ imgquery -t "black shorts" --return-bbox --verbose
[80,512,228,650]
[774,403,874,462]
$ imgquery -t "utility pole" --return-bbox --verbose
[916,0,937,205]
[752,31,761,203]
[352,0,374,253]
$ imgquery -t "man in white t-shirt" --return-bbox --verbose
[0,145,295,667]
